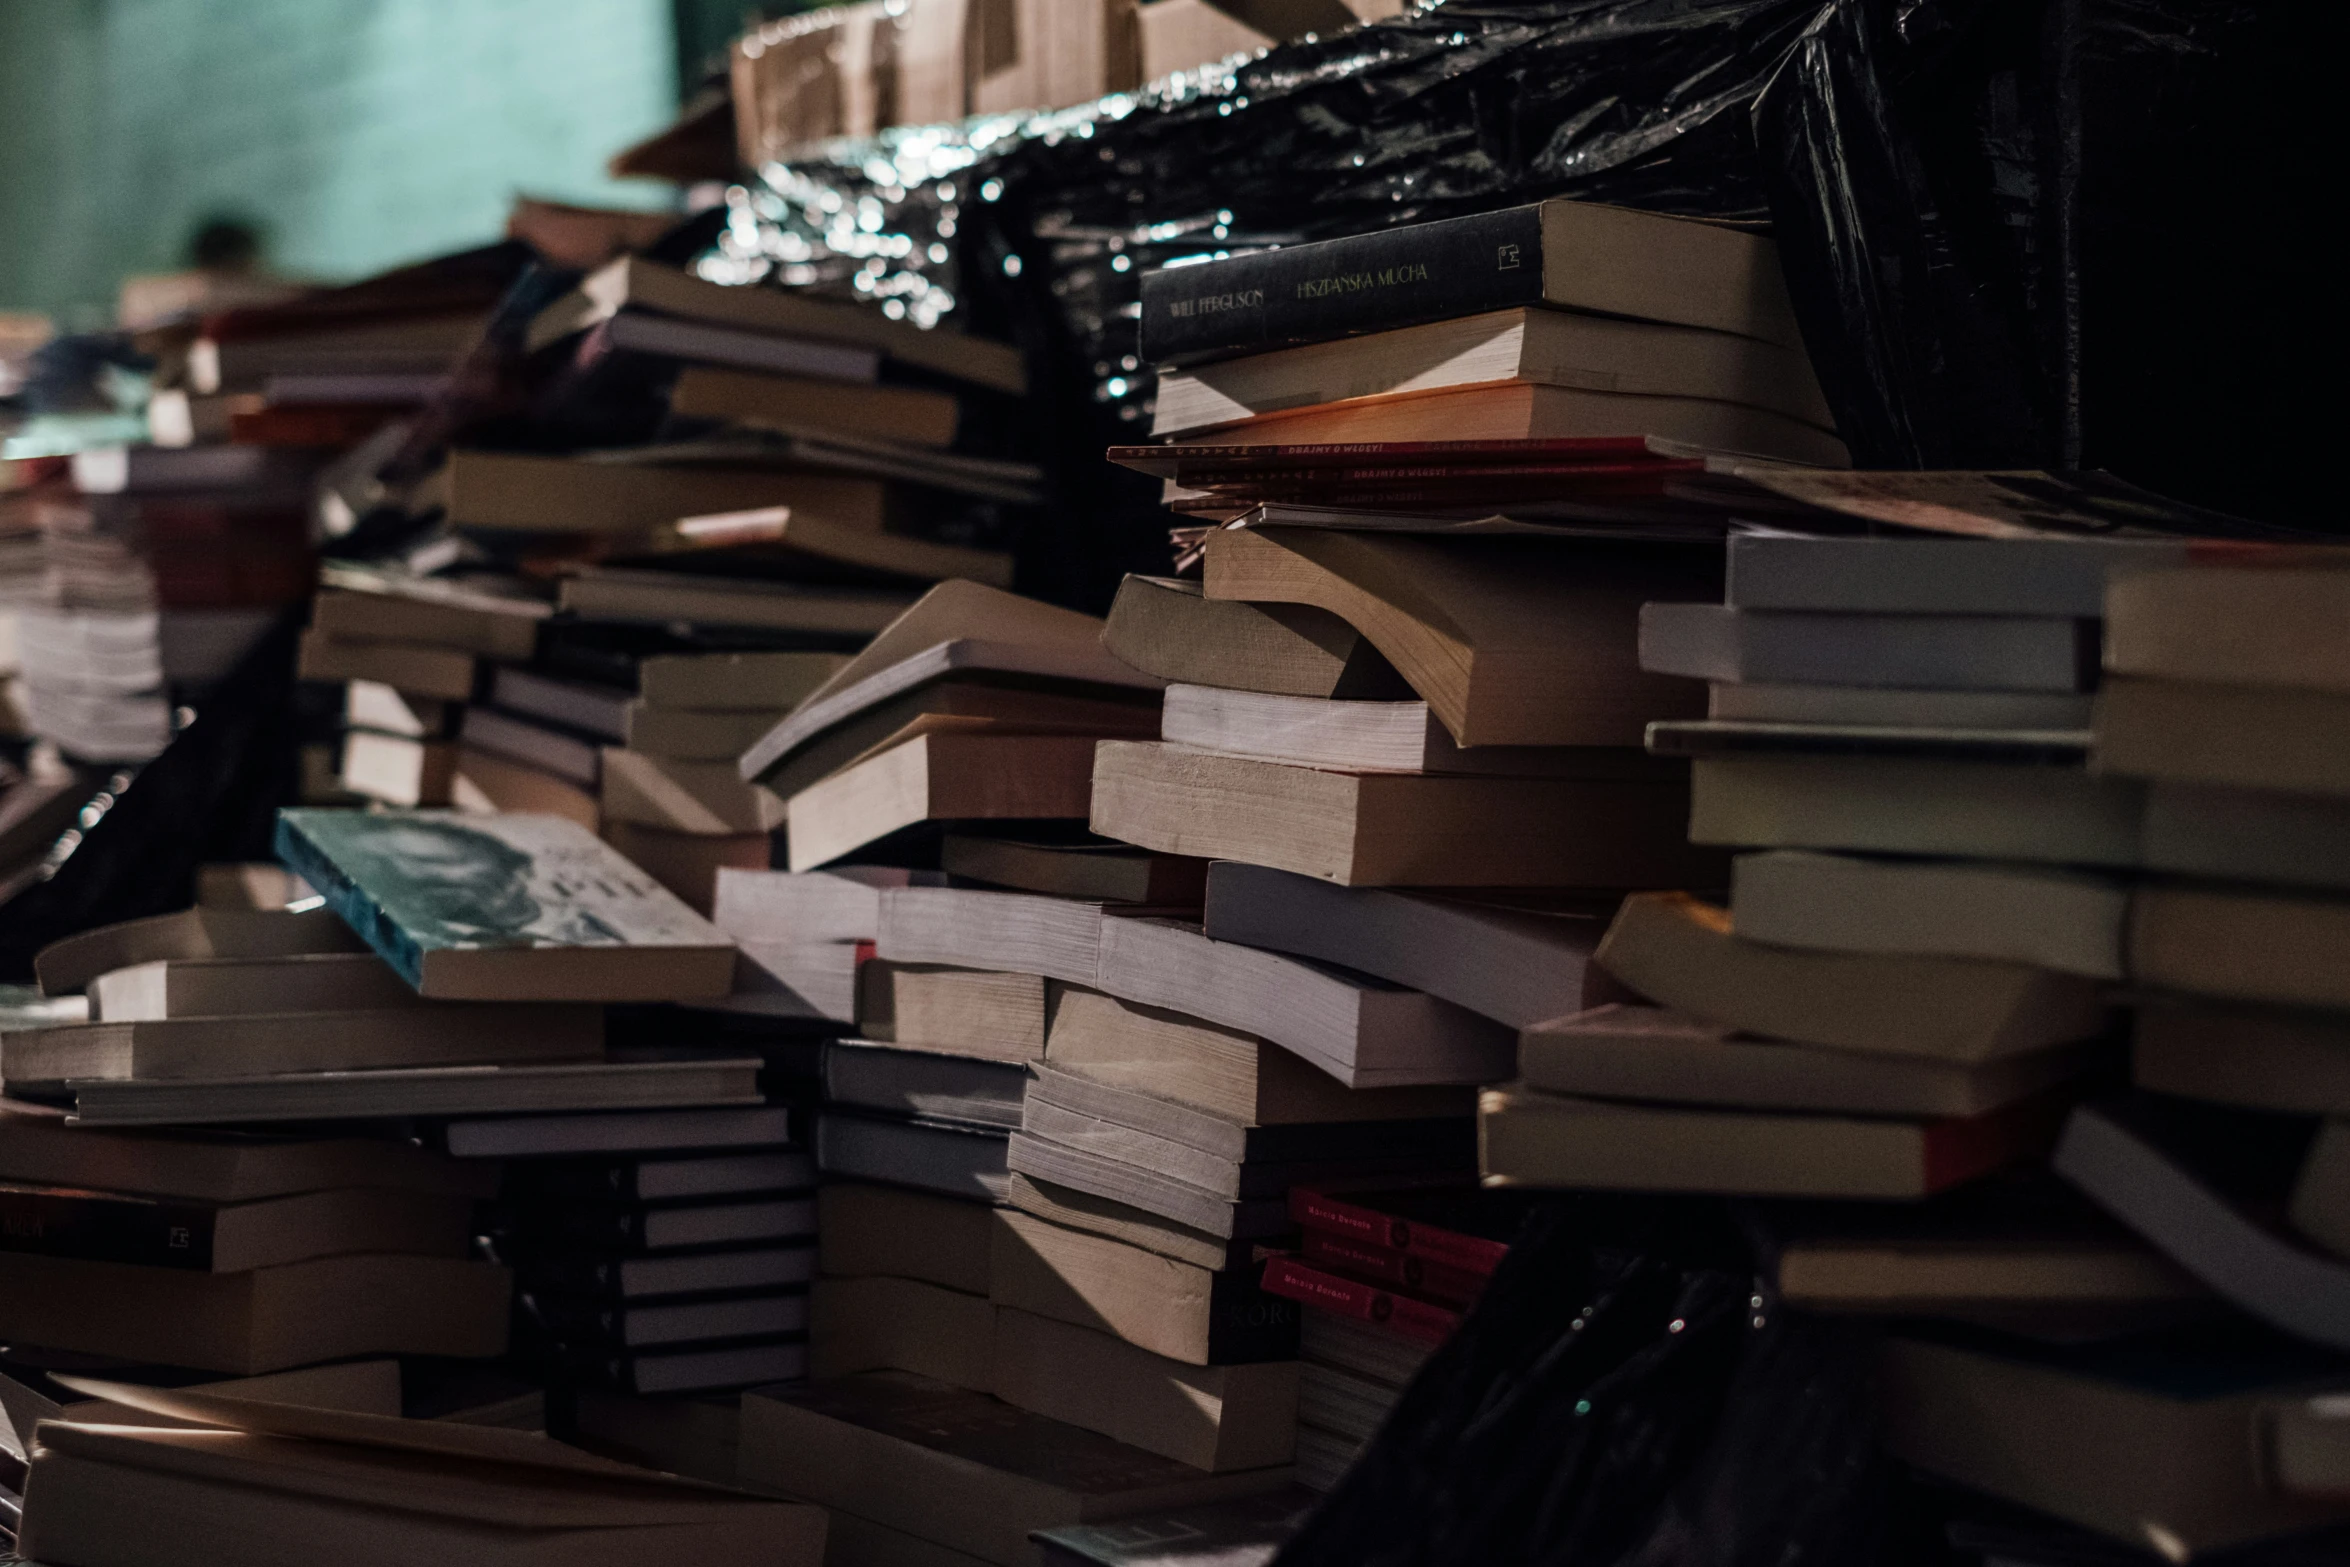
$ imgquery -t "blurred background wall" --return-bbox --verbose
[0,0,730,327]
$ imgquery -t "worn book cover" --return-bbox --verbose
[274,809,733,1000]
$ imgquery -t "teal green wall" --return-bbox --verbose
[0,0,684,327]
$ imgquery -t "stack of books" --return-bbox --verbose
[9,1375,825,1566]
[1476,522,2161,1198]
[735,576,1164,870]
[457,624,852,911]
[698,593,1311,1554]
[8,442,316,765]
[477,253,1029,560]
[1457,519,2350,1557]
[0,1106,507,1373]
[1256,1184,1515,1490]
[147,242,519,453]
[732,0,1147,161]
[590,645,846,912]
[1134,197,1844,466]
[479,1101,819,1400]
[298,566,548,811]
[441,581,883,844]
[364,252,1068,907]
[2,813,767,1136]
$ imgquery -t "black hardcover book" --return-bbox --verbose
[532,621,861,694]
[503,1193,817,1255]
[1142,207,1545,365]
[0,1182,233,1271]
[1137,199,1798,365]
[1201,1266,1304,1363]
[506,1149,817,1205]
[607,1337,809,1396]
[514,1240,818,1302]
[522,1286,811,1351]
[562,1334,810,1396]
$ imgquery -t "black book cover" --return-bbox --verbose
[1204,1266,1302,1363]
[512,1239,818,1303]
[0,1182,225,1271]
[532,620,861,694]
[519,1285,810,1352]
[505,1148,817,1205]
[1138,205,1547,365]
[496,1192,817,1255]
[518,1325,809,1389]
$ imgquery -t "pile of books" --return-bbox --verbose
[9,63,2342,1565]
[1,441,314,766]
[1258,1184,1514,1490]
[1455,522,2350,1558]
[1136,197,1843,468]
[143,244,519,458]
[729,0,1410,164]
[0,1104,508,1375]
[6,1372,825,1565]
[0,799,865,1555]
[488,1098,819,1401]
[299,566,547,812]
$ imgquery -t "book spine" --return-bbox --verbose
[1138,206,1549,364]
[1299,1230,1490,1309]
[272,816,424,986]
[1289,1188,1509,1276]
[1260,1256,1459,1347]
[0,1189,217,1270]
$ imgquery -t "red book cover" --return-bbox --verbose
[1919,1089,2078,1194]
[1261,1255,1460,1347]
[1108,436,1682,479]
[1160,460,1697,488]
[1300,1229,1491,1309]
[229,405,409,449]
[1289,1183,1517,1278]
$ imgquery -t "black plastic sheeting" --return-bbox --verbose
[1266,1196,1930,1567]
[714,0,2325,610]
[0,612,304,982]
[1757,0,2325,525]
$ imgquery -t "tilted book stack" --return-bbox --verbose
[1074,527,1731,1484]
[1135,197,1845,471]
[1470,500,2350,1559]
[300,566,547,811]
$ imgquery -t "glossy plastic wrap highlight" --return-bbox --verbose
[707,0,2324,608]
[1262,1196,1919,1567]
[708,0,1826,606]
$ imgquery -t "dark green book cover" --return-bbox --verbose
[274,808,731,995]
[1139,206,1548,364]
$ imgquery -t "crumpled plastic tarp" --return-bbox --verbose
[0,611,304,982]
[707,0,2319,605]
[1262,1196,1917,1567]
